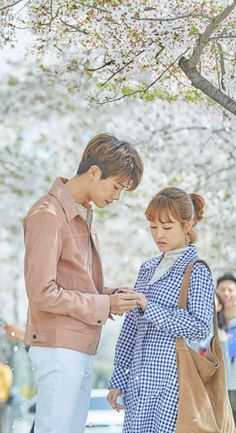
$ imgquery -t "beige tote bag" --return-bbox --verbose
[175,259,235,433]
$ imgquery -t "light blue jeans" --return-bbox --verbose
[29,347,94,433]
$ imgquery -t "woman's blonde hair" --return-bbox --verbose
[145,187,205,243]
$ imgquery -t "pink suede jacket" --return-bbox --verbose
[24,177,110,354]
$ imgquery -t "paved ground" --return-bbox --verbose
[11,419,122,433]
[12,419,32,433]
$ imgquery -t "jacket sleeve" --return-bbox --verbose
[24,211,110,326]
[108,311,138,393]
[143,262,214,341]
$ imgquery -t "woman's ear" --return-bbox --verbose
[184,220,193,234]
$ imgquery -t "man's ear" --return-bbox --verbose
[88,165,102,181]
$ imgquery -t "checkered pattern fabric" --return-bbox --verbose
[108,245,214,433]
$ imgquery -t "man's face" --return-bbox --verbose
[89,172,130,208]
[217,280,236,305]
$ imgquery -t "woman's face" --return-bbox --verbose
[149,214,192,252]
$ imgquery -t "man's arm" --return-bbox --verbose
[24,212,137,325]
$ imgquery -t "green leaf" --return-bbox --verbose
[121,86,133,95]
[189,25,199,35]
[8,76,19,86]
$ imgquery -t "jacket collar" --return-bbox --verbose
[48,177,93,223]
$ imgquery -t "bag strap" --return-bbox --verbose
[178,259,218,338]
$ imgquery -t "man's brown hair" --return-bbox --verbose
[77,133,143,191]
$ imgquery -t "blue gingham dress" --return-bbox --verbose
[108,245,214,433]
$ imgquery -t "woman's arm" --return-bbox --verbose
[108,262,152,392]
[137,262,214,341]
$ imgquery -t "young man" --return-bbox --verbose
[24,133,143,433]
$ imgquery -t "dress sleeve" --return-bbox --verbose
[108,311,138,392]
[143,262,214,341]
[108,264,147,392]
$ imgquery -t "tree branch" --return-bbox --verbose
[98,88,141,104]
[189,1,236,68]
[85,60,114,72]
[210,34,236,40]
[178,0,236,115]
[12,0,30,17]
[100,43,161,86]
[205,164,236,179]
[142,47,190,94]
[132,13,211,22]
[60,18,89,34]
[101,49,146,86]
[214,43,221,90]
[216,42,226,91]
[179,57,236,115]
[99,47,189,104]
[0,0,24,11]
[50,0,53,20]
[164,126,226,134]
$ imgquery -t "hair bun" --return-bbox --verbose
[189,193,205,224]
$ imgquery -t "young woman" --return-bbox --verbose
[107,187,214,433]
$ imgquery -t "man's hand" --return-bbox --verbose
[107,388,124,412]
[111,287,135,294]
[109,293,139,314]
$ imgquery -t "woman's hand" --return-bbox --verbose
[107,388,124,412]
[136,293,148,312]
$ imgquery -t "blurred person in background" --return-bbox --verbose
[0,362,13,433]
[0,319,14,433]
[4,324,35,433]
[215,292,227,332]
[216,273,236,424]
[196,292,227,358]
[4,325,25,344]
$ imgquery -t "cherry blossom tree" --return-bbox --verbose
[1,1,236,389]
[1,47,235,384]
[0,0,236,113]
[1,55,235,327]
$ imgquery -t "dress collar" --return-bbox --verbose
[142,245,198,278]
